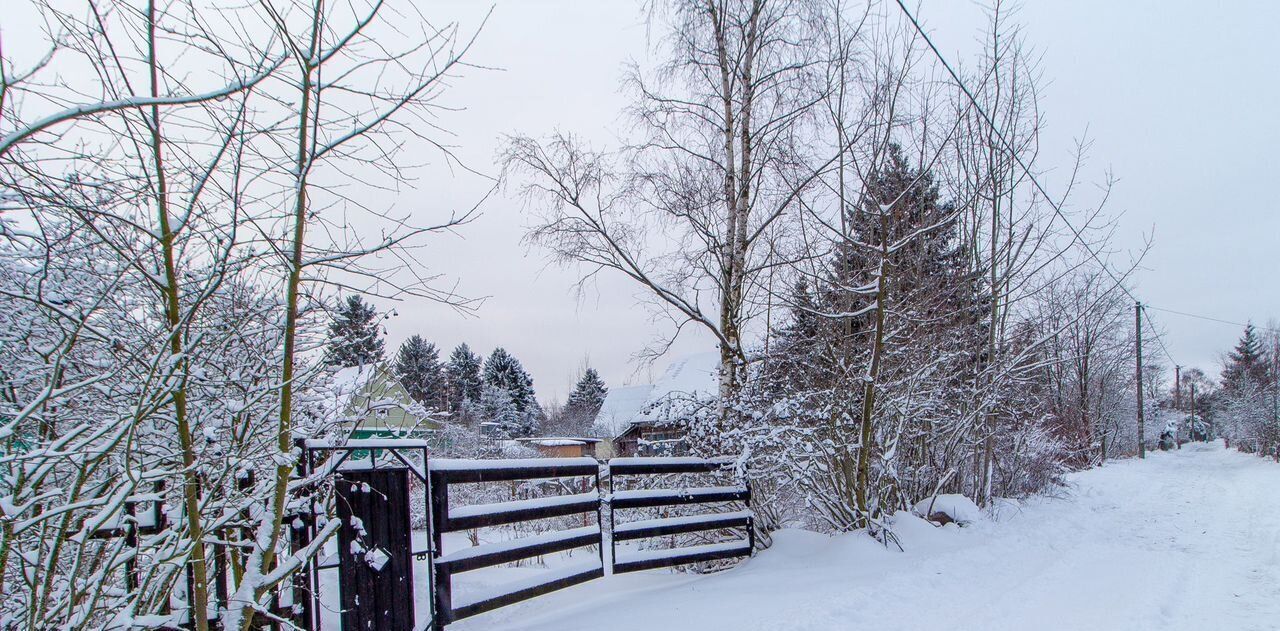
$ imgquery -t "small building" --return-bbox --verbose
[600,352,720,457]
[613,421,688,457]
[513,437,604,459]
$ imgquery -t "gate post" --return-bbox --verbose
[428,469,450,631]
[336,467,415,631]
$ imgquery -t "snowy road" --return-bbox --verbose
[455,442,1280,631]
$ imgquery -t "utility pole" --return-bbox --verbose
[1135,302,1145,458]
[1189,381,1197,443]
[1174,365,1183,449]
[1174,365,1181,410]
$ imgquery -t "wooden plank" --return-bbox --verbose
[608,457,736,476]
[611,486,749,510]
[442,493,599,532]
[435,526,602,574]
[613,511,751,542]
[337,468,415,631]
[612,541,752,574]
[429,462,600,484]
[450,565,604,621]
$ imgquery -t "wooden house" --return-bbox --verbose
[513,437,604,458]
[599,352,720,457]
[323,364,441,440]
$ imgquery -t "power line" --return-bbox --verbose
[1141,305,1177,366]
[892,0,1141,306]
[893,1,1277,370]
[893,0,1190,371]
[1145,305,1280,335]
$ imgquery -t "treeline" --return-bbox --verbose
[323,294,609,438]
[1187,323,1280,455]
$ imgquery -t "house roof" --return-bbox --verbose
[320,364,380,417]
[598,352,720,438]
[319,363,431,427]
[515,436,603,447]
[596,384,655,436]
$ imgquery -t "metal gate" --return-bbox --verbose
[299,439,432,631]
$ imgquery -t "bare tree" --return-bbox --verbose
[0,0,483,627]
[505,0,829,424]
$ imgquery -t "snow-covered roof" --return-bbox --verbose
[514,436,602,447]
[648,352,720,401]
[596,384,656,436]
[320,364,379,416]
[597,352,721,437]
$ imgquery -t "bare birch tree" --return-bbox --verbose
[0,0,482,627]
[504,0,828,425]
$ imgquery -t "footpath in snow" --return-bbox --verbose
[454,442,1280,631]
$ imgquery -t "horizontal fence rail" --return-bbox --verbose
[428,457,605,630]
[608,456,754,575]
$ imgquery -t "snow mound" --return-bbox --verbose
[913,494,983,525]
[889,510,944,540]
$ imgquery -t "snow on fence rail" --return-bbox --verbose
[424,455,753,629]
[427,459,605,630]
[608,456,754,575]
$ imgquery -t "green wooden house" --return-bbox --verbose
[325,364,442,441]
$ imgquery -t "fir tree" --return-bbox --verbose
[478,385,521,438]
[563,368,608,435]
[394,335,445,409]
[1222,323,1267,392]
[324,295,384,367]
[483,347,537,413]
[445,343,484,414]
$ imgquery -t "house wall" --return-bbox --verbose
[534,444,589,458]
[343,366,440,434]
[615,426,687,457]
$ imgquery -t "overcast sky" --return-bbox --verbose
[387,0,1279,402]
[10,0,1275,401]
[12,1,1272,401]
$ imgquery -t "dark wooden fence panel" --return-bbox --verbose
[427,457,604,630]
[608,456,753,576]
[336,468,416,631]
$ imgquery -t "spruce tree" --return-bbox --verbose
[394,335,445,409]
[481,348,541,436]
[478,385,520,437]
[324,295,384,367]
[445,343,484,412]
[483,348,537,413]
[1223,323,1267,392]
[563,368,608,434]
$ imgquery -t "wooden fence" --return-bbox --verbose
[427,457,605,630]
[100,446,752,630]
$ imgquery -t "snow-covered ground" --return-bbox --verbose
[449,442,1280,631]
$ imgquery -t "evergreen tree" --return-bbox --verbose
[562,368,608,434]
[478,385,521,438]
[394,335,445,409]
[445,343,484,414]
[1222,323,1267,392]
[762,280,826,396]
[483,348,537,413]
[324,295,384,367]
[481,347,541,436]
